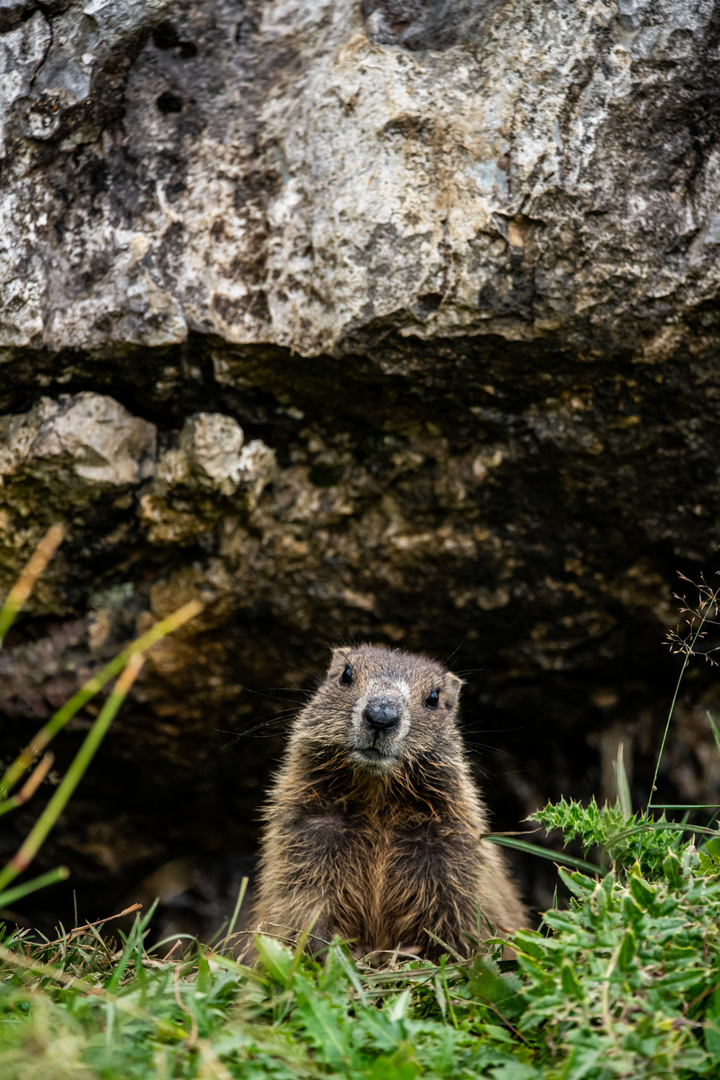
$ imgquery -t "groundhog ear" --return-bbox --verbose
[444,672,464,707]
[329,647,350,673]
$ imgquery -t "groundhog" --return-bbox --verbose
[252,644,526,961]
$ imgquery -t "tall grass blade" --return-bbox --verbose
[637,583,719,857]
[0,654,145,893]
[485,835,603,875]
[613,742,633,817]
[653,804,720,810]
[0,523,64,647]
[0,753,54,817]
[706,711,720,758]
[0,866,70,910]
[0,598,202,797]
[0,941,187,1039]
[220,877,248,952]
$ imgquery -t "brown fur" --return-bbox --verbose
[252,644,526,961]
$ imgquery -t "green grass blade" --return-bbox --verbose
[638,586,719,856]
[0,941,187,1040]
[652,804,720,810]
[0,866,70,910]
[0,598,202,797]
[484,834,603,875]
[105,910,147,993]
[0,524,64,648]
[0,753,54,818]
[613,742,633,817]
[0,654,145,894]
[221,876,248,951]
[615,820,720,841]
[707,711,720,758]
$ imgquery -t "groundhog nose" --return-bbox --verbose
[363,696,402,733]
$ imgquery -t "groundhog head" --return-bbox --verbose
[294,643,464,773]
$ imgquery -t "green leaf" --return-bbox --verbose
[662,850,684,887]
[543,910,588,935]
[629,869,657,910]
[617,928,636,971]
[698,836,720,877]
[557,867,599,899]
[468,956,526,1020]
[489,1063,541,1080]
[295,992,351,1069]
[366,1049,420,1080]
[705,988,720,1061]
[622,892,644,924]
[386,988,412,1022]
[481,1023,518,1044]
[510,930,547,961]
[560,960,584,1001]
[253,934,294,987]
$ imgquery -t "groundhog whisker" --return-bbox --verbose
[463,719,545,735]
[440,636,469,668]
[236,687,312,710]
[466,742,532,770]
[260,687,314,698]
[222,713,297,747]
[272,657,323,681]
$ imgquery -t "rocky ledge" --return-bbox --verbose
[1,0,720,930]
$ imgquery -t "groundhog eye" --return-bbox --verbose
[340,665,354,685]
[425,690,440,709]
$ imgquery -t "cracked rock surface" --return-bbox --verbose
[1,0,720,931]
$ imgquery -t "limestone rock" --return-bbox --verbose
[141,411,276,541]
[0,392,157,486]
[0,0,718,353]
[162,412,276,500]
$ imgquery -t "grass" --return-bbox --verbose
[4,849,720,1080]
[0,527,202,908]
[2,541,720,1078]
